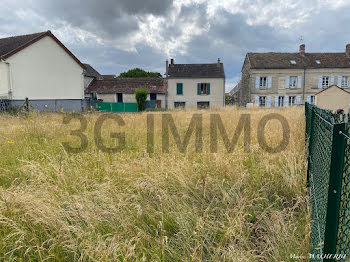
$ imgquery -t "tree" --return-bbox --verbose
[135,87,148,111]
[118,68,162,78]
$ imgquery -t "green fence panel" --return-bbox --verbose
[305,102,350,261]
[96,102,138,113]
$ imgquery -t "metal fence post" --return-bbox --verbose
[324,122,346,261]
[306,107,315,188]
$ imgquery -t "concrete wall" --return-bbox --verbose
[11,99,84,112]
[316,86,350,111]
[96,93,166,108]
[6,36,84,100]
[84,76,94,89]
[0,61,9,98]
[244,68,350,107]
[167,78,225,109]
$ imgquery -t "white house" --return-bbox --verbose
[0,30,85,111]
[166,58,225,109]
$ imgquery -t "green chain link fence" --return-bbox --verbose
[305,102,350,261]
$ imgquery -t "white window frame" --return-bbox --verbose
[278,96,284,107]
[322,76,329,88]
[289,96,296,106]
[259,77,267,89]
[259,96,266,107]
[341,76,349,88]
[289,76,297,88]
[310,96,315,105]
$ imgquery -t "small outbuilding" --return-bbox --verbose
[315,85,350,111]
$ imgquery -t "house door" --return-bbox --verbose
[117,93,123,103]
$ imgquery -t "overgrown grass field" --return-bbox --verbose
[0,107,309,261]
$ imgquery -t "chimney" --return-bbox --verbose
[166,60,169,78]
[346,44,350,57]
[299,44,305,56]
[217,58,221,64]
[170,58,174,65]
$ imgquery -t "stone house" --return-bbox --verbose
[166,58,225,109]
[236,44,350,107]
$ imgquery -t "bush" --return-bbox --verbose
[135,87,148,111]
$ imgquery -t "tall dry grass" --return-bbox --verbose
[0,107,309,261]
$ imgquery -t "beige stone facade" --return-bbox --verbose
[167,78,225,109]
[248,68,350,107]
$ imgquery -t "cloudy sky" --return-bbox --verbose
[1,0,350,91]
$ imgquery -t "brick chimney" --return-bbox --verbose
[299,44,305,56]
[166,59,169,78]
[346,44,350,57]
[170,58,174,65]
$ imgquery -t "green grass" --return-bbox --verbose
[0,107,309,261]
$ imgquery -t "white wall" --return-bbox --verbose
[0,61,9,98]
[6,36,84,100]
[167,78,225,109]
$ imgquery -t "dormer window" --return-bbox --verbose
[290,60,296,65]
[316,60,321,64]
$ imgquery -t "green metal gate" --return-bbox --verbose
[305,102,350,261]
[97,102,138,113]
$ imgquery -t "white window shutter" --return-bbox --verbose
[307,96,311,103]
[284,96,289,107]
[255,96,259,104]
[318,76,323,88]
[338,76,342,87]
[330,75,335,85]
[296,96,301,105]
[268,76,272,89]
[267,96,271,107]
[285,76,290,89]
[297,76,302,89]
[274,96,279,107]
[255,76,260,89]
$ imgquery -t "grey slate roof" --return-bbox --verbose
[247,52,350,69]
[0,32,47,58]
[167,63,225,78]
[83,63,101,78]
[86,78,166,94]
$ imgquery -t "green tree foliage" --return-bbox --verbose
[135,87,148,111]
[118,68,162,78]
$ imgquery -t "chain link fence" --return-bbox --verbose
[0,99,10,113]
[305,102,350,261]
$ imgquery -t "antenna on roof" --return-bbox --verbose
[299,35,304,43]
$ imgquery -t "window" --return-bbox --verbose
[310,96,315,104]
[290,60,296,65]
[341,76,349,88]
[176,83,183,95]
[174,102,185,108]
[117,93,123,103]
[198,83,210,95]
[259,96,266,107]
[259,77,267,88]
[150,93,157,100]
[197,101,210,109]
[322,76,329,88]
[278,96,284,107]
[289,96,296,106]
[316,60,321,64]
[289,76,297,88]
